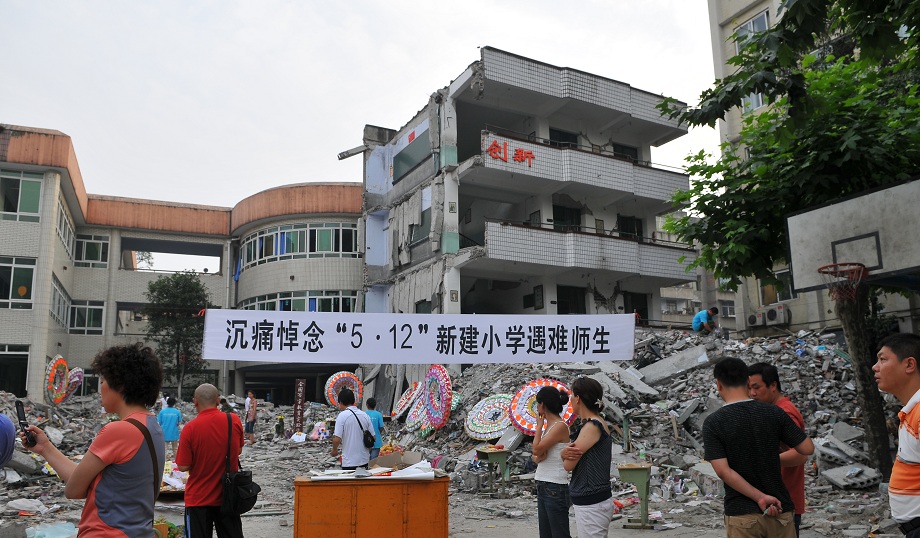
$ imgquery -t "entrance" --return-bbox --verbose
[557,286,587,315]
[623,292,649,322]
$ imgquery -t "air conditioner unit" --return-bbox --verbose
[746,310,765,327]
[764,304,789,326]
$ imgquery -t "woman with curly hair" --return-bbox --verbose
[561,377,613,537]
[532,385,572,538]
[21,343,165,536]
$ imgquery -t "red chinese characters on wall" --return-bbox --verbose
[486,140,535,167]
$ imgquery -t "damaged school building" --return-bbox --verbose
[6,47,914,409]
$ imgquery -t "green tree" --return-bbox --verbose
[658,0,920,479]
[143,272,214,400]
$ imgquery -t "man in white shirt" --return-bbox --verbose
[330,388,371,470]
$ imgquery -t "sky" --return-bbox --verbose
[0,0,720,209]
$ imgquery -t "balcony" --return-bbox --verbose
[455,221,696,291]
[460,131,687,212]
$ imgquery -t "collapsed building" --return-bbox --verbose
[1,328,905,536]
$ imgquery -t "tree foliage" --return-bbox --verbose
[143,272,214,400]
[656,0,920,478]
[661,57,920,289]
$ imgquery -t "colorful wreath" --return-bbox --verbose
[425,364,452,429]
[324,371,363,407]
[510,378,575,436]
[45,355,83,405]
[464,394,513,440]
[392,381,422,418]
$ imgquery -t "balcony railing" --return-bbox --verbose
[478,218,692,251]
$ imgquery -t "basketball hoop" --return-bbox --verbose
[817,262,867,301]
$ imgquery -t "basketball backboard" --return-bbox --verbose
[787,179,920,293]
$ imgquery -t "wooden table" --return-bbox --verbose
[293,476,448,537]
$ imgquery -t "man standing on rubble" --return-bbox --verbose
[331,388,372,470]
[704,357,814,537]
[176,383,244,538]
[873,333,920,537]
[748,362,808,536]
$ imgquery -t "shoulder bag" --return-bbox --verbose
[220,413,261,515]
[348,408,376,448]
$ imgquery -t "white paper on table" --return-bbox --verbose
[162,475,185,489]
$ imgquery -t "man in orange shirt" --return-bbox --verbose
[748,362,807,537]
[874,333,920,537]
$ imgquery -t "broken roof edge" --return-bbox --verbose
[479,46,689,109]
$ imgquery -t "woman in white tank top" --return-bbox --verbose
[532,386,572,538]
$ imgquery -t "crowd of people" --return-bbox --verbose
[4,332,920,538]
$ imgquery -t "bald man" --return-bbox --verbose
[176,384,245,538]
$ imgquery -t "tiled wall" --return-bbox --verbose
[482,48,682,129]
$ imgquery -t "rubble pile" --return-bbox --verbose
[0,328,905,536]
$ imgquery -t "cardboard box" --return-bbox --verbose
[369,451,423,470]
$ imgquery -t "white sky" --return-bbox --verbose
[1,0,719,209]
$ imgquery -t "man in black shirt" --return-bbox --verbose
[703,357,814,537]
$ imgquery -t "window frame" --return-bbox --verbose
[0,170,43,222]
[75,234,110,268]
[51,275,71,327]
[760,270,797,305]
[0,257,37,309]
[69,300,105,335]
[57,200,75,259]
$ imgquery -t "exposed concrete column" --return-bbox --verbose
[26,171,61,403]
[234,369,245,396]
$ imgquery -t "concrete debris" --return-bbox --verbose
[0,327,906,535]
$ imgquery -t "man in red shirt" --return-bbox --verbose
[177,383,245,538]
[748,362,807,537]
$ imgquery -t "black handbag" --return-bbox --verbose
[220,413,261,515]
[348,408,376,448]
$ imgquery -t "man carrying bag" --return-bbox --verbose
[177,384,246,538]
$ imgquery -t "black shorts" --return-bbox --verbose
[245,420,255,433]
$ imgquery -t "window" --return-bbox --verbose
[611,143,639,161]
[720,300,736,318]
[240,223,359,270]
[411,187,432,243]
[0,169,42,222]
[549,128,579,148]
[0,257,36,309]
[742,92,765,114]
[69,300,105,335]
[57,201,75,258]
[75,234,110,268]
[735,11,769,115]
[616,215,643,238]
[239,290,358,313]
[761,270,797,305]
[415,300,432,314]
[51,276,71,327]
[393,124,432,182]
[735,10,769,53]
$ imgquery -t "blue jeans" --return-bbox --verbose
[537,481,572,538]
[370,447,380,460]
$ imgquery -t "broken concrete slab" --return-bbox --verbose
[821,464,882,489]
[824,434,869,463]
[597,361,659,398]
[689,461,724,497]
[638,345,713,385]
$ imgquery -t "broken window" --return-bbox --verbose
[0,257,35,309]
[760,270,797,305]
[411,187,432,243]
[549,128,578,149]
[393,124,432,182]
[0,170,42,222]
